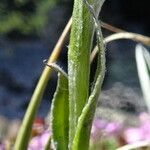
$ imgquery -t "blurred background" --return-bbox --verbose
[0,0,150,122]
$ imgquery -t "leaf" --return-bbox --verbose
[51,73,69,150]
[135,44,150,113]
[72,1,106,149]
[143,47,150,72]
[72,52,105,149]
[68,0,105,148]
[68,0,95,146]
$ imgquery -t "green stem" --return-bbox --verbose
[14,67,52,150]
[71,1,105,149]
[68,0,103,148]
[68,0,93,147]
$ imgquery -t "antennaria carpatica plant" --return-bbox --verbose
[14,0,106,149]
[50,0,106,149]
[13,0,150,149]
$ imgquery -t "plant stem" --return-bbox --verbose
[14,18,72,150]
[68,0,94,147]
[68,0,104,148]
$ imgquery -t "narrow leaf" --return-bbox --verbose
[51,73,69,150]
[135,44,150,113]
[72,1,106,149]
[68,0,95,146]
[68,0,105,147]
[143,47,150,72]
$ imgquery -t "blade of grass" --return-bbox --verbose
[14,18,72,150]
[135,44,150,113]
[143,47,150,71]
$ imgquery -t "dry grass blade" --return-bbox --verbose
[104,32,150,46]
[90,32,150,62]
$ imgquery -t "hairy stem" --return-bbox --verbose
[68,0,105,148]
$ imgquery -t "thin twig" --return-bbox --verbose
[104,32,150,45]
[47,18,72,64]
[116,141,150,150]
[90,32,150,62]
[101,21,125,33]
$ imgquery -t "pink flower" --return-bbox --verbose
[0,144,4,150]
[139,112,150,140]
[28,130,51,150]
[105,122,122,135]
[139,112,150,123]
[91,119,107,139]
[140,122,150,140]
[91,119,123,141]
[123,127,143,143]
[123,113,150,143]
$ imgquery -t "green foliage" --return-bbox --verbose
[51,73,69,150]
[14,0,106,149]
[90,138,118,150]
[0,0,59,34]
[68,0,105,149]
[50,0,105,149]
[71,2,105,149]
[68,0,94,146]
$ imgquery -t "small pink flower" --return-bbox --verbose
[28,130,51,150]
[91,119,107,139]
[140,122,150,140]
[139,112,150,123]
[139,112,150,140]
[105,122,122,135]
[0,144,4,150]
[123,127,143,143]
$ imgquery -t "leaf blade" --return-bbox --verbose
[51,73,69,150]
[135,44,150,112]
[72,1,106,148]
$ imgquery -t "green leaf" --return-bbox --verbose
[68,0,94,146]
[71,1,106,149]
[72,45,105,150]
[51,73,69,150]
[68,0,105,148]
